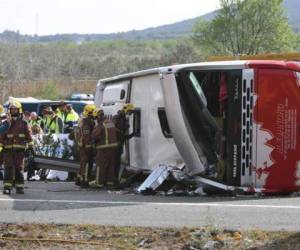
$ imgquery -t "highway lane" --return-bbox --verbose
[0,181,300,231]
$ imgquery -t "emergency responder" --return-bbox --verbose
[64,104,79,133]
[29,112,44,132]
[0,100,33,195]
[90,108,118,188]
[56,101,66,121]
[43,107,63,134]
[113,103,135,182]
[69,104,96,187]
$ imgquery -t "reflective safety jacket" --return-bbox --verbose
[64,109,79,123]
[29,117,44,129]
[70,117,94,148]
[45,115,63,134]
[64,109,79,133]
[56,108,65,121]
[92,119,118,149]
[0,118,33,151]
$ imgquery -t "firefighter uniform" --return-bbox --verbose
[113,103,134,181]
[70,104,95,187]
[91,110,118,187]
[113,111,128,180]
[0,101,33,195]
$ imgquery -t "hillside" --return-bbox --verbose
[0,0,299,43]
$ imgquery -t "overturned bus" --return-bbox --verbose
[94,60,300,193]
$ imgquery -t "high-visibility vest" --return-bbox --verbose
[29,118,42,127]
[56,108,65,121]
[64,110,79,123]
[46,116,63,134]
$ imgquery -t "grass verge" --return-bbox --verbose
[0,223,299,249]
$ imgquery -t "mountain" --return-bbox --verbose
[0,0,299,43]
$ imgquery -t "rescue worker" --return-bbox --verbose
[43,107,63,134]
[113,103,135,182]
[56,101,66,121]
[63,104,79,133]
[0,100,33,195]
[69,104,96,187]
[29,112,44,132]
[90,108,118,188]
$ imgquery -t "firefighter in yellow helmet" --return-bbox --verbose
[90,108,118,188]
[0,100,33,195]
[112,103,135,183]
[69,104,96,187]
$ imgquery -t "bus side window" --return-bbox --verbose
[158,107,172,138]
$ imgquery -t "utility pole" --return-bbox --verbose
[35,13,39,36]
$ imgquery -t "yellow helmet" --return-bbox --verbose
[123,103,134,113]
[0,105,4,114]
[83,104,96,117]
[92,107,103,118]
[9,100,22,113]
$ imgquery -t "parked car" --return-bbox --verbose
[4,97,94,116]
[69,93,94,101]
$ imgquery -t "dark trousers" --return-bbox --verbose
[78,147,93,182]
[3,150,25,188]
[115,145,124,180]
[95,147,117,185]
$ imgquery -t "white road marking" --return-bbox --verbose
[0,198,300,209]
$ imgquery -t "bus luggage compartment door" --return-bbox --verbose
[253,68,300,192]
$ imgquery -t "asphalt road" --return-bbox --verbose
[1,181,300,231]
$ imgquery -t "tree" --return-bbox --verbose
[193,0,300,56]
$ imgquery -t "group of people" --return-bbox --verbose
[70,103,134,189]
[0,99,135,194]
[22,101,80,135]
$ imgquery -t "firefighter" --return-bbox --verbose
[43,107,64,134]
[113,103,135,182]
[90,108,118,188]
[0,100,33,195]
[69,104,96,187]
[64,104,79,133]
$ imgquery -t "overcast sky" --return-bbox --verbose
[0,0,220,35]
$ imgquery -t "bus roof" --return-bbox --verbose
[98,60,300,84]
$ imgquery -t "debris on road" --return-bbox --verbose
[136,164,207,197]
[137,165,171,194]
